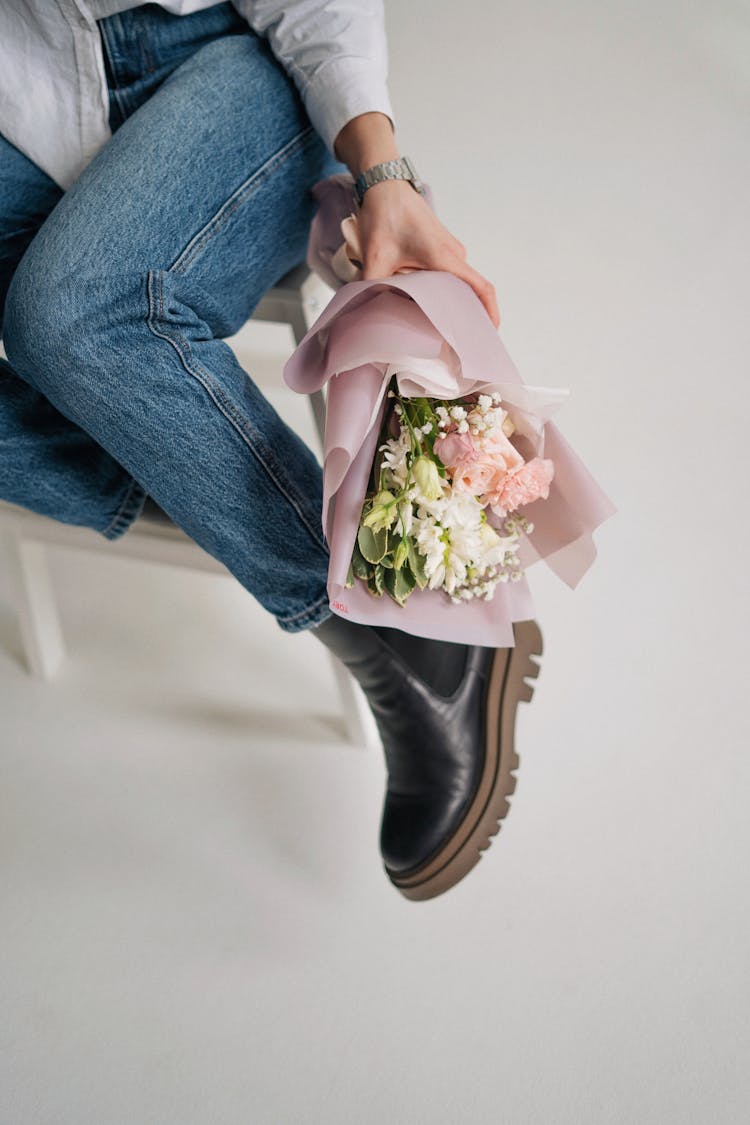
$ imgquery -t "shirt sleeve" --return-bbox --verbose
[231,0,395,159]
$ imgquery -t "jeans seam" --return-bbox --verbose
[100,473,147,538]
[277,591,332,632]
[98,18,128,124]
[169,124,317,276]
[146,268,330,558]
[136,21,155,75]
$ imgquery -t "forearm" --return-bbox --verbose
[333,111,399,176]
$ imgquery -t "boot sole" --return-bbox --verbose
[384,618,543,902]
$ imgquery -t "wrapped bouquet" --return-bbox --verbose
[352,379,553,607]
[283,173,616,646]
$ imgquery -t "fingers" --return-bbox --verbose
[363,246,500,329]
[356,195,500,328]
[437,250,500,329]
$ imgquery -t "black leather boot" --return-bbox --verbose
[311,611,543,901]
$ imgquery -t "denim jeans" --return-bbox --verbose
[0,2,348,632]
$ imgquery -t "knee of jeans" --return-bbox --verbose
[4,252,102,403]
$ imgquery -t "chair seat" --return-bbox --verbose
[0,495,228,577]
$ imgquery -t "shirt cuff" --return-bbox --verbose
[299,57,396,160]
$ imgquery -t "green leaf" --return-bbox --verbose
[367,564,385,598]
[397,565,416,598]
[407,539,429,589]
[345,560,355,589]
[384,563,416,607]
[358,523,388,564]
[414,397,431,427]
[351,538,370,580]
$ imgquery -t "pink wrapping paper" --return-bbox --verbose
[282,173,617,646]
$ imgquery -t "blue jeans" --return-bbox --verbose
[0,2,347,632]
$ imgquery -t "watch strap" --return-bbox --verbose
[354,156,426,205]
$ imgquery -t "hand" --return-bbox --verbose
[332,113,499,327]
[356,179,500,329]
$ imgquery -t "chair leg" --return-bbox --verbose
[2,528,65,679]
[284,300,378,748]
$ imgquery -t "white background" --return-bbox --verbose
[1,1,748,1121]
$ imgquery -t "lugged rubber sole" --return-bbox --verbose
[384,618,543,902]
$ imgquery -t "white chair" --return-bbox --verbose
[0,262,374,747]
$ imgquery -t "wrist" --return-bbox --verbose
[333,111,399,176]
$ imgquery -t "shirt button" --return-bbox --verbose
[78,16,90,28]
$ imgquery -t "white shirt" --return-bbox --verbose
[0,0,395,191]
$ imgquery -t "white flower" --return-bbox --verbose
[363,490,398,532]
[444,552,468,594]
[378,428,410,488]
[412,456,444,503]
[404,475,526,602]
[397,499,413,536]
[477,520,520,568]
[413,511,443,559]
[425,547,468,595]
[441,489,485,531]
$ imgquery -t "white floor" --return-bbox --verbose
[2,2,749,1122]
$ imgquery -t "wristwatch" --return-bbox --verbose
[353,156,426,206]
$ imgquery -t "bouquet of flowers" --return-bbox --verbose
[351,380,554,607]
[283,173,616,646]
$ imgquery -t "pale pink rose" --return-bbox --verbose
[451,455,507,496]
[487,457,555,517]
[477,428,525,473]
[451,430,525,497]
[448,428,526,496]
[433,431,476,468]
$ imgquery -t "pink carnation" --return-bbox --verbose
[487,457,555,517]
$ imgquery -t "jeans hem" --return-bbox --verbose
[276,592,332,634]
[99,476,148,540]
